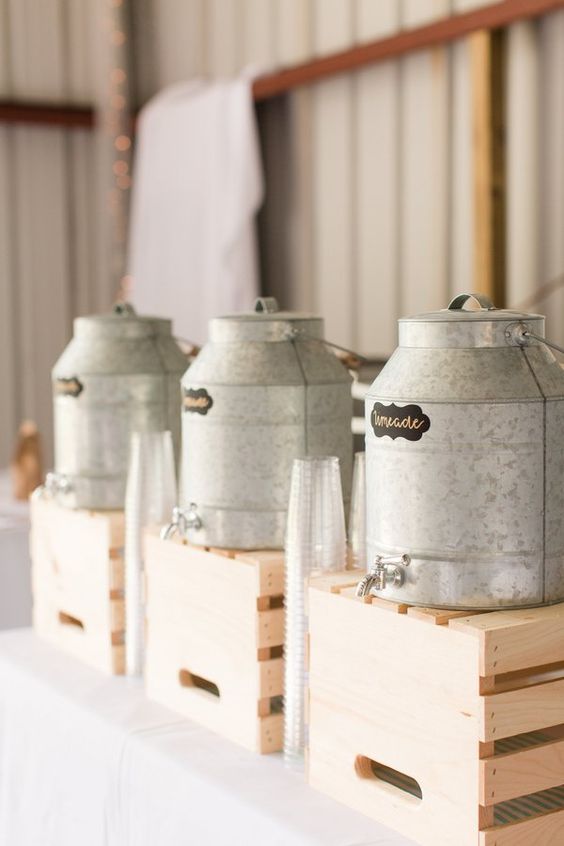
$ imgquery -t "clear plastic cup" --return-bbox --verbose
[125,431,177,677]
[284,456,346,768]
[348,451,366,570]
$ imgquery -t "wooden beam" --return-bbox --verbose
[470,30,506,306]
[471,32,495,301]
[252,0,564,101]
[0,101,95,129]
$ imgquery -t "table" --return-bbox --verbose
[0,471,31,629]
[0,630,416,846]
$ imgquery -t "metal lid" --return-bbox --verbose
[210,297,323,342]
[400,293,545,349]
[74,303,173,341]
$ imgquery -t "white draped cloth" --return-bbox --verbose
[0,630,414,846]
[128,78,263,345]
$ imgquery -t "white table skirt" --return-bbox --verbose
[0,630,415,846]
[0,472,31,629]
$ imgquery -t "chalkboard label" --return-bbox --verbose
[55,377,84,398]
[371,402,430,442]
[183,387,213,415]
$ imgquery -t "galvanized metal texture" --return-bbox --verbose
[52,305,186,510]
[365,294,564,609]
[180,299,353,550]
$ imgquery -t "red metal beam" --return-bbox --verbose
[252,0,564,100]
[1,0,563,125]
[0,101,95,129]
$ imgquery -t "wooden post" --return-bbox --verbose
[470,29,506,305]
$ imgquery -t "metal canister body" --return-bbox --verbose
[365,294,564,609]
[52,308,186,510]
[180,301,353,549]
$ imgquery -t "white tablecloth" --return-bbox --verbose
[0,630,415,846]
[0,472,31,629]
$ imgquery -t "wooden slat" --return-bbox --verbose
[480,808,564,846]
[407,606,479,625]
[308,571,362,593]
[256,608,284,649]
[258,656,284,698]
[470,28,506,303]
[482,679,564,741]
[481,736,564,805]
[470,30,494,298]
[506,20,540,308]
[145,532,285,753]
[32,498,125,675]
[371,596,409,614]
[234,549,285,597]
[450,38,474,296]
[450,604,564,675]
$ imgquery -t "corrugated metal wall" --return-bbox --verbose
[1,0,564,466]
[0,0,123,466]
[138,0,477,354]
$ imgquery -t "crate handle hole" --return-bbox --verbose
[354,755,423,803]
[58,611,85,631]
[178,669,220,698]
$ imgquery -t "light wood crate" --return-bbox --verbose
[308,574,564,846]
[144,531,285,754]
[31,497,125,674]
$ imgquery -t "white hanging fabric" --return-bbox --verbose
[127,78,264,345]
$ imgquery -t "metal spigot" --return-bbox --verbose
[32,471,73,501]
[160,503,202,540]
[356,554,411,597]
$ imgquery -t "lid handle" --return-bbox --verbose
[113,301,136,316]
[447,293,495,311]
[254,297,279,314]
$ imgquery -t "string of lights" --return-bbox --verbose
[100,0,133,304]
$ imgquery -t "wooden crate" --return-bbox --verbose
[144,531,284,754]
[31,497,125,674]
[307,574,564,846]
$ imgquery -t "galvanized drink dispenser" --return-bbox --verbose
[361,292,564,610]
[50,304,186,510]
[174,298,353,550]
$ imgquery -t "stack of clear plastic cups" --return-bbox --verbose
[348,451,367,570]
[283,456,346,769]
[125,430,177,677]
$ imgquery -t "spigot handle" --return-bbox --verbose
[160,504,202,541]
